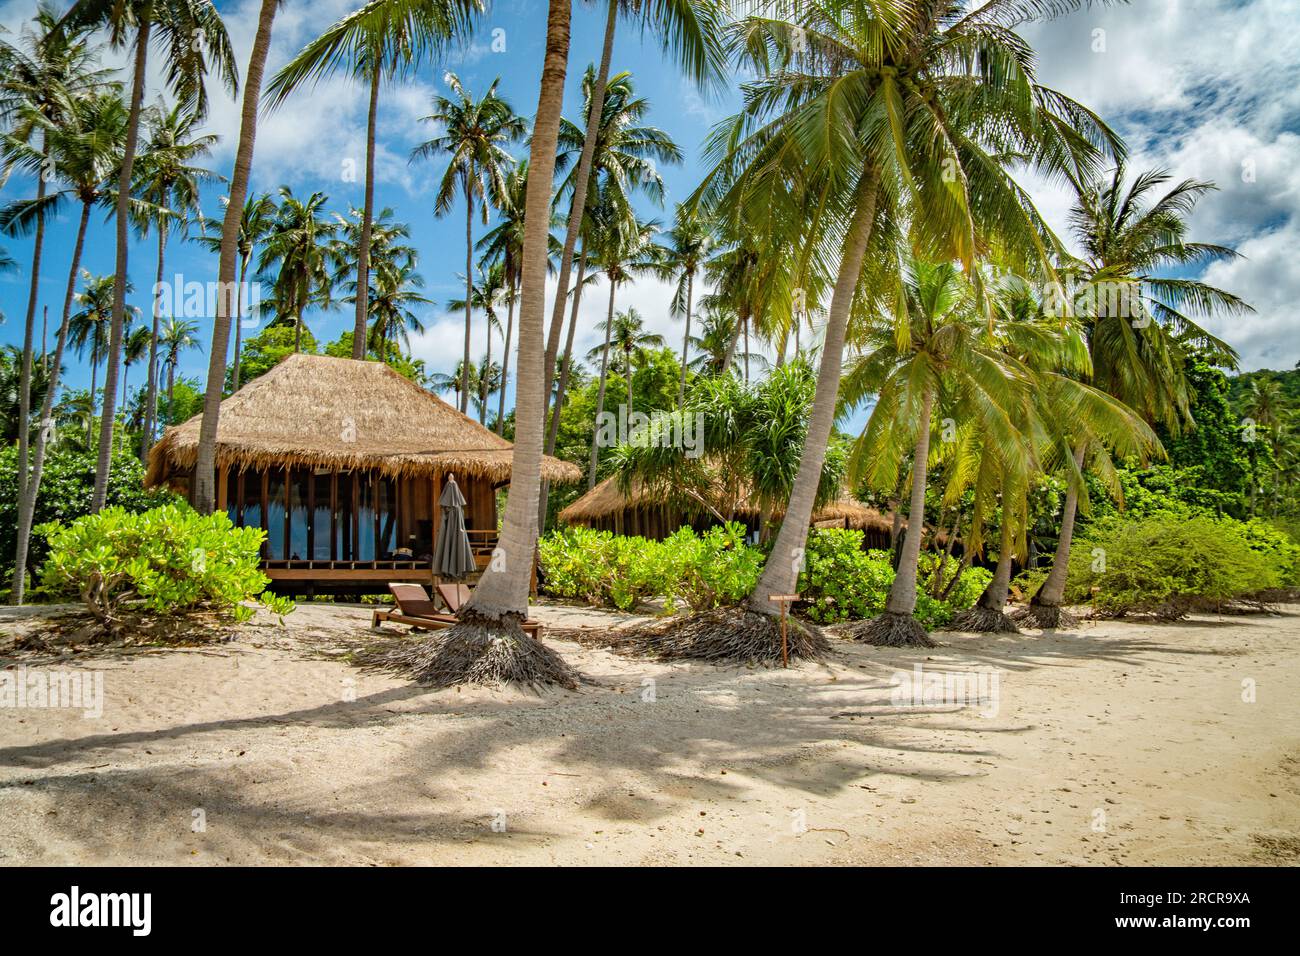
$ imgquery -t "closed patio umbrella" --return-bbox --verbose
[434,475,476,580]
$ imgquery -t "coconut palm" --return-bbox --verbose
[1022,162,1254,627]
[132,98,221,461]
[353,259,430,359]
[688,303,764,377]
[70,272,138,445]
[656,203,711,406]
[257,187,338,353]
[195,191,277,395]
[122,324,152,408]
[411,72,524,412]
[2,89,126,601]
[376,0,576,688]
[542,0,726,435]
[446,262,507,423]
[193,0,280,515]
[544,66,682,426]
[583,213,664,487]
[158,316,201,416]
[0,3,114,600]
[266,0,483,364]
[1242,378,1285,514]
[700,0,1120,652]
[61,0,236,512]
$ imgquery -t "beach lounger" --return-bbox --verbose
[371,583,543,639]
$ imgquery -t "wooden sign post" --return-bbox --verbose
[768,594,800,668]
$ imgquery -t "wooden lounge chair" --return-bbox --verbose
[372,583,543,639]
[436,582,472,613]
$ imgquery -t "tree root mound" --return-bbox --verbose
[362,610,584,690]
[1011,603,1079,630]
[946,606,1021,634]
[840,612,935,647]
[555,607,830,666]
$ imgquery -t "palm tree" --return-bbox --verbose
[688,303,762,377]
[446,263,507,423]
[411,72,523,412]
[122,324,152,408]
[61,0,236,512]
[541,0,726,435]
[544,66,681,435]
[133,97,221,461]
[701,0,1120,650]
[381,0,576,687]
[4,89,127,602]
[1242,378,1285,514]
[1021,163,1253,627]
[592,307,665,417]
[427,359,476,411]
[268,0,483,364]
[583,212,663,487]
[354,259,430,359]
[195,191,277,395]
[158,316,200,416]
[69,273,114,413]
[193,0,280,515]
[657,202,710,406]
[0,3,113,600]
[257,187,338,352]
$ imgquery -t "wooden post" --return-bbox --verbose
[768,594,800,668]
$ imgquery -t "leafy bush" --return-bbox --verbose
[660,523,764,612]
[539,523,763,612]
[0,444,177,597]
[1065,513,1286,618]
[538,526,668,611]
[802,529,989,627]
[38,504,293,634]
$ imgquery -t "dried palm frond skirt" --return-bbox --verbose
[360,611,584,690]
[552,607,831,666]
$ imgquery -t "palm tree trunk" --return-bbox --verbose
[541,0,617,416]
[140,222,167,463]
[14,136,48,519]
[350,60,380,360]
[1025,442,1087,625]
[166,360,176,416]
[884,388,935,617]
[463,0,570,622]
[88,356,99,448]
[481,309,493,425]
[496,283,515,435]
[748,169,880,612]
[625,344,633,413]
[677,271,693,406]
[587,278,616,489]
[93,18,152,512]
[461,186,473,413]
[232,253,248,390]
[980,517,1016,612]
[11,200,90,603]
[743,315,750,383]
[194,0,277,512]
[546,244,587,455]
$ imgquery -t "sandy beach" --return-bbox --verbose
[1,601,1298,866]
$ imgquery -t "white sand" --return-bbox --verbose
[1,600,1298,866]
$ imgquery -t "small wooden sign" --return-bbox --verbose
[767,595,799,669]
[768,594,800,603]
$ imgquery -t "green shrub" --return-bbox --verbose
[0,444,177,597]
[1065,513,1282,618]
[38,503,293,633]
[802,529,989,626]
[539,523,763,612]
[660,523,764,612]
[538,526,667,611]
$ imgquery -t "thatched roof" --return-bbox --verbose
[559,473,893,532]
[146,353,582,486]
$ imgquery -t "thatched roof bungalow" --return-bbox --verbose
[559,473,897,548]
[147,353,581,594]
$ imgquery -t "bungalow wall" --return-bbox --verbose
[185,465,500,595]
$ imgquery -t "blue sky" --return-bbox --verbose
[2,0,1298,420]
